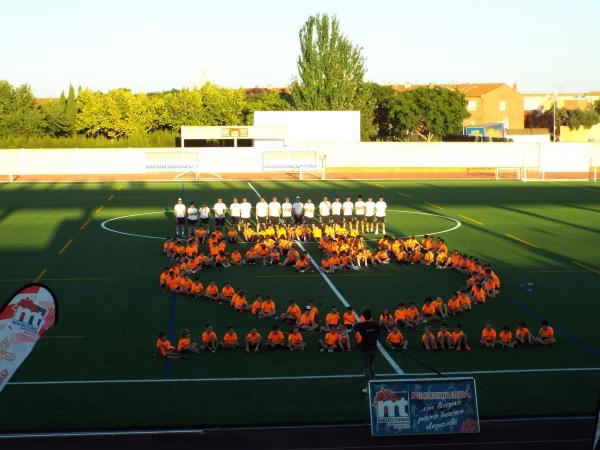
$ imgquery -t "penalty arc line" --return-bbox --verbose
[246,182,404,375]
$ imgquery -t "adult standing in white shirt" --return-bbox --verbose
[292,196,304,225]
[229,197,241,231]
[174,198,186,238]
[255,196,269,231]
[268,196,282,227]
[365,196,376,234]
[318,196,331,225]
[303,198,316,225]
[240,197,252,229]
[186,202,199,236]
[281,197,293,226]
[354,195,366,235]
[213,198,227,231]
[331,196,342,229]
[342,195,354,232]
[375,195,387,235]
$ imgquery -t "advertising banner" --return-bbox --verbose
[369,377,480,436]
[0,284,58,392]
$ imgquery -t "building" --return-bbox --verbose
[523,92,600,112]
[391,83,524,130]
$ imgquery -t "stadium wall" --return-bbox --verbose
[0,143,599,176]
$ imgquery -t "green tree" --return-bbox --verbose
[0,80,45,136]
[200,82,246,126]
[565,108,600,130]
[65,83,77,135]
[369,83,397,141]
[290,14,377,140]
[41,98,70,137]
[525,107,568,133]
[385,87,468,141]
[243,91,292,124]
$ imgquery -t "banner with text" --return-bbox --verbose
[369,377,480,436]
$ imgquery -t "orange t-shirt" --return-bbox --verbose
[262,300,276,314]
[387,331,404,344]
[232,295,247,310]
[246,332,261,343]
[288,332,303,345]
[394,308,407,321]
[324,332,338,346]
[406,307,420,320]
[221,286,235,299]
[499,330,512,343]
[482,328,497,342]
[343,312,356,326]
[326,312,340,327]
[205,284,219,296]
[286,304,301,319]
[202,331,217,344]
[540,326,554,338]
[156,338,174,356]
[516,327,530,339]
[422,303,436,316]
[231,251,242,264]
[177,337,191,351]
[267,330,285,344]
[448,298,459,311]
[298,313,313,326]
[223,332,238,345]
[451,330,463,344]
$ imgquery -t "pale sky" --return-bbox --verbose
[2,0,599,97]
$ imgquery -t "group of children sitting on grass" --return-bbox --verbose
[156,225,557,358]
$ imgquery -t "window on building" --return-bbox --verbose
[499,101,506,112]
[467,100,477,111]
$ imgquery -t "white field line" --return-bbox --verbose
[246,182,403,375]
[6,366,600,387]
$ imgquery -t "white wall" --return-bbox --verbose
[1,143,599,175]
[253,111,360,146]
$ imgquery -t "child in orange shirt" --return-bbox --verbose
[177,329,201,354]
[499,324,515,349]
[386,325,408,350]
[266,325,286,350]
[452,324,471,351]
[156,332,183,359]
[536,320,556,346]
[287,326,306,351]
[436,323,453,350]
[421,326,437,351]
[516,322,534,346]
[480,321,497,348]
[319,329,340,352]
[220,326,239,350]
[201,324,218,353]
[245,327,262,353]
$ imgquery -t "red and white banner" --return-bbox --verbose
[0,284,58,392]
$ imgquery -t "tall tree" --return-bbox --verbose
[290,14,376,140]
[565,108,600,130]
[65,83,77,135]
[0,80,45,136]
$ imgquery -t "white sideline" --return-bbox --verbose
[246,182,404,375]
[6,367,600,387]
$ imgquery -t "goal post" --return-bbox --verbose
[495,167,522,181]
[261,150,325,180]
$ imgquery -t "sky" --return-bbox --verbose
[2,0,599,97]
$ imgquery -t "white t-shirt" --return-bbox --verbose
[292,201,304,215]
[375,200,387,217]
[281,202,293,217]
[256,201,268,218]
[342,201,354,216]
[304,202,315,218]
[187,206,198,220]
[318,201,331,216]
[213,202,227,218]
[268,201,281,217]
[230,202,241,218]
[174,203,186,218]
[354,200,366,216]
[365,201,376,217]
[331,201,342,215]
[240,202,252,219]
[199,206,210,219]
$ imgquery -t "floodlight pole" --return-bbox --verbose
[552,93,557,143]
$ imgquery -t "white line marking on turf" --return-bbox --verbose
[101,211,169,240]
[246,181,404,375]
[7,367,599,386]
[386,210,462,237]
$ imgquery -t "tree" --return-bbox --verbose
[290,14,377,140]
[41,98,70,137]
[385,87,469,141]
[65,83,77,135]
[243,91,292,124]
[565,108,600,130]
[0,80,45,136]
[369,83,397,141]
[525,108,568,133]
[199,82,246,126]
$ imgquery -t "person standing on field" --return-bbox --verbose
[353,307,381,393]
[213,198,227,231]
[374,195,387,235]
[292,196,304,225]
[174,198,186,238]
[186,202,198,237]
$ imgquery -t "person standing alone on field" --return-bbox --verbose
[353,307,381,393]
[174,198,186,238]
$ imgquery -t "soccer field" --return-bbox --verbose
[0,179,599,432]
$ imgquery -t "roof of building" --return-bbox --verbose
[390,83,511,97]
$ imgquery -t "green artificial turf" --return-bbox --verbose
[0,180,599,432]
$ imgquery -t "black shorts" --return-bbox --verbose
[376,216,386,223]
[269,216,280,225]
[343,215,353,222]
[241,217,251,224]
[257,216,267,224]
[230,216,240,224]
[176,217,186,225]
[304,217,315,224]
[320,215,331,224]
[366,216,375,223]
[200,218,209,225]
[355,215,365,222]
[281,216,292,225]
[247,341,259,350]
[215,217,226,226]
[187,219,197,225]
[332,215,342,224]
[293,215,303,225]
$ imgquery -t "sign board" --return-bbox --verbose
[0,284,58,392]
[369,377,480,436]
[145,151,198,172]
[465,123,504,139]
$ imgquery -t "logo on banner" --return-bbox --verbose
[373,387,410,430]
[11,297,48,334]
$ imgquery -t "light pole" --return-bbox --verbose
[552,93,557,142]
